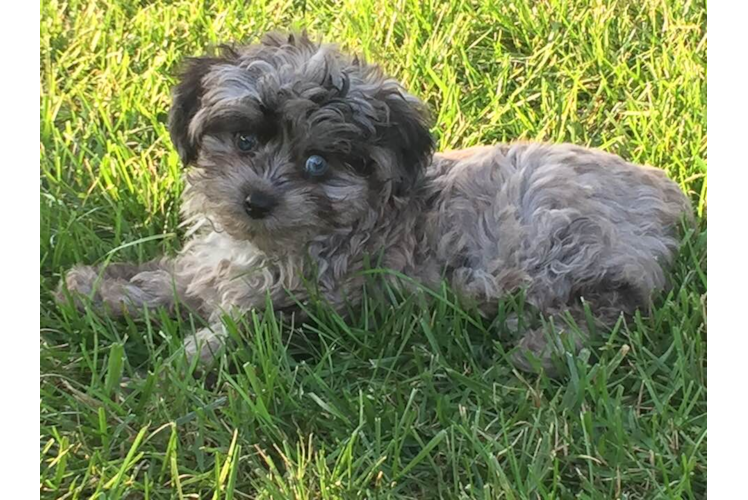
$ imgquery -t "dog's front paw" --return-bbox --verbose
[55,265,101,308]
[183,326,228,365]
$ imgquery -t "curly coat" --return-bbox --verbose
[57,32,692,373]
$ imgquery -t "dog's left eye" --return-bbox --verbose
[304,155,329,177]
[236,133,258,152]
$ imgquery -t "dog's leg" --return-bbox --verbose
[58,260,233,366]
[177,285,313,365]
[510,284,637,376]
[182,321,229,365]
[56,259,198,317]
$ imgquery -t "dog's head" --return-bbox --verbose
[169,32,434,250]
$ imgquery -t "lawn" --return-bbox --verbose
[40,0,707,498]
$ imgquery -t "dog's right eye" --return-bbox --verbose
[236,133,258,152]
[304,155,329,177]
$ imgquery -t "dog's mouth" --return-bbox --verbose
[233,211,294,240]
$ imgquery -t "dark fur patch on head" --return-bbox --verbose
[169,48,239,165]
[377,89,434,195]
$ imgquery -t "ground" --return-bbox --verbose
[40,0,707,498]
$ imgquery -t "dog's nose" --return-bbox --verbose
[244,191,276,219]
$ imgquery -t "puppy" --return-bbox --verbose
[56,32,692,373]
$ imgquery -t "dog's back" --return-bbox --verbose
[425,143,692,314]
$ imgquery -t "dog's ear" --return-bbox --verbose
[380,90,435,195]
[169,55,228,165]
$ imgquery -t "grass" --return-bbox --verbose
[40,0,707,498]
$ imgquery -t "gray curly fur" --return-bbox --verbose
[56,32,693,373]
